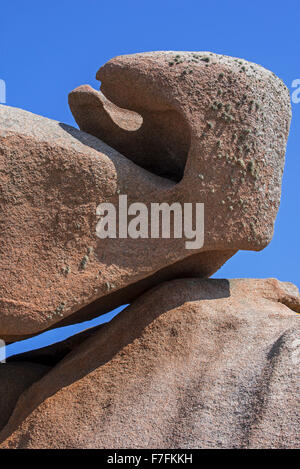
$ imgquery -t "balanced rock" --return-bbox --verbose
[1,278,299,449]
[0,52,291,340]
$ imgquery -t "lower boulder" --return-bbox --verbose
[1,278,299,448]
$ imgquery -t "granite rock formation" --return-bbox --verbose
[1,278,299,448]
[0,52,291,340]
[0,52,297,449]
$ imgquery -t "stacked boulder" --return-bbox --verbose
[0,52,298,448]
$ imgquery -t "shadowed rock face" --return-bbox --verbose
[1,278,299,449]
[0,52,291,339]
[0,363,49,432]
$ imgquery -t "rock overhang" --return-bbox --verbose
[0,51,292,340]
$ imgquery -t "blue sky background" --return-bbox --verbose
[1,0,299,357]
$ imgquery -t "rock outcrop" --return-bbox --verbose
[1,278,299,449]
[0,105,232,341]
[0,52,291,340]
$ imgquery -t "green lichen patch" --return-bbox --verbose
[79,254,89,270]
[53,302,66,318]
[62,265,70,276]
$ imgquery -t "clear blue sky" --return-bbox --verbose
[1,1,299,356]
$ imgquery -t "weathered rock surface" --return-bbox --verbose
[0,105,233,341]
[69,51,291,247]
[0,52,291,339]
[1,278,299,449]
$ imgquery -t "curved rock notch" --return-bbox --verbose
[69,85,190,182]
